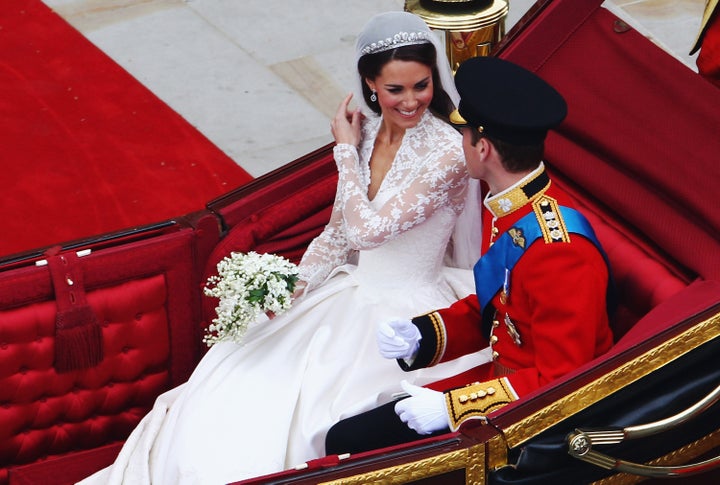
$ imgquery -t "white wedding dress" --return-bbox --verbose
[79,111,487,485]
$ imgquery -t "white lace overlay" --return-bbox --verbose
[299,111,468,291]
[77,111,489,485]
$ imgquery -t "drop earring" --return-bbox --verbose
[370,90,377,102]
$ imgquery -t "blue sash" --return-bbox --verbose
[473,206,605,310]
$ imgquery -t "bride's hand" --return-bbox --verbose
[291,280,308,301]
[331,93,361,147]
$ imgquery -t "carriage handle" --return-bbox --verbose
[566,382,720,478]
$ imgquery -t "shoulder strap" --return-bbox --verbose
[473,203,604,310]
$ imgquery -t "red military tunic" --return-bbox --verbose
[400,163,614,430]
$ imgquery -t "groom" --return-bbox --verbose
[325,57,615,454]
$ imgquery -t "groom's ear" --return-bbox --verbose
[476,136,492,160]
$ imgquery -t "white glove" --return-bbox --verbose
[376,320,421,360]
[394,380,450,435]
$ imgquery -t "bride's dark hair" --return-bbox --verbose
[357,43,455,118]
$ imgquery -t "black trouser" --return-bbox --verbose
[325,399,450,456]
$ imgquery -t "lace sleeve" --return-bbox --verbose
[334,132,467,250]
[296,181,353,292]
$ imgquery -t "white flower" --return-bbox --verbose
[202,251,299,346]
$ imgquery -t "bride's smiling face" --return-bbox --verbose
[367,60,433,129]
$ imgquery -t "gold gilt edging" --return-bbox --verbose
[486,434,509,471]
[501,310,720,448]
[319,444,485,485]
[590,426,720,485]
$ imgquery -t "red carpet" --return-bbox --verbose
[0,0,253,258]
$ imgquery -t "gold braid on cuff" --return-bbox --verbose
[445,378,516,431]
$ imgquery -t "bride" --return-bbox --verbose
[79,11,485,484]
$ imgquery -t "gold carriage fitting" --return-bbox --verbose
[404,0,509,70]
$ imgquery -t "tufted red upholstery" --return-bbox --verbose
[0,226,210,483]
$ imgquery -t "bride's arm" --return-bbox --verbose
[296,189,352,293]
[296,94,363,293]
[334,142,467,250]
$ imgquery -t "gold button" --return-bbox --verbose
[492,351,499,360]
[490,335,498,344]
[491,227,499,235]
[493,320,500,328]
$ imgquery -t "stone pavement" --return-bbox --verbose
[43,0,704,177]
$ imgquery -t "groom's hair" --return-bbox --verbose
[469,129,544,173]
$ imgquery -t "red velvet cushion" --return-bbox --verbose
[0,228,206,478]
[8,442,123,485]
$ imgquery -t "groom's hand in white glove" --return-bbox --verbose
[394,380,450,435]
[376,320,421,360]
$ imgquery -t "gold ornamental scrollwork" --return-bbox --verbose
[319,443,486,485]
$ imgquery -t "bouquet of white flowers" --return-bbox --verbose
[203,251,299,346]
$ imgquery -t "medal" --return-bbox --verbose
[504,313,522,346]
[500,268,510,305]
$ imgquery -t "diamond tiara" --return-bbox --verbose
[360,31,432,56]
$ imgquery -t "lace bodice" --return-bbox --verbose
[299,111,468,291]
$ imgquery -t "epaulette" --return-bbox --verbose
[532,195,570,243]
